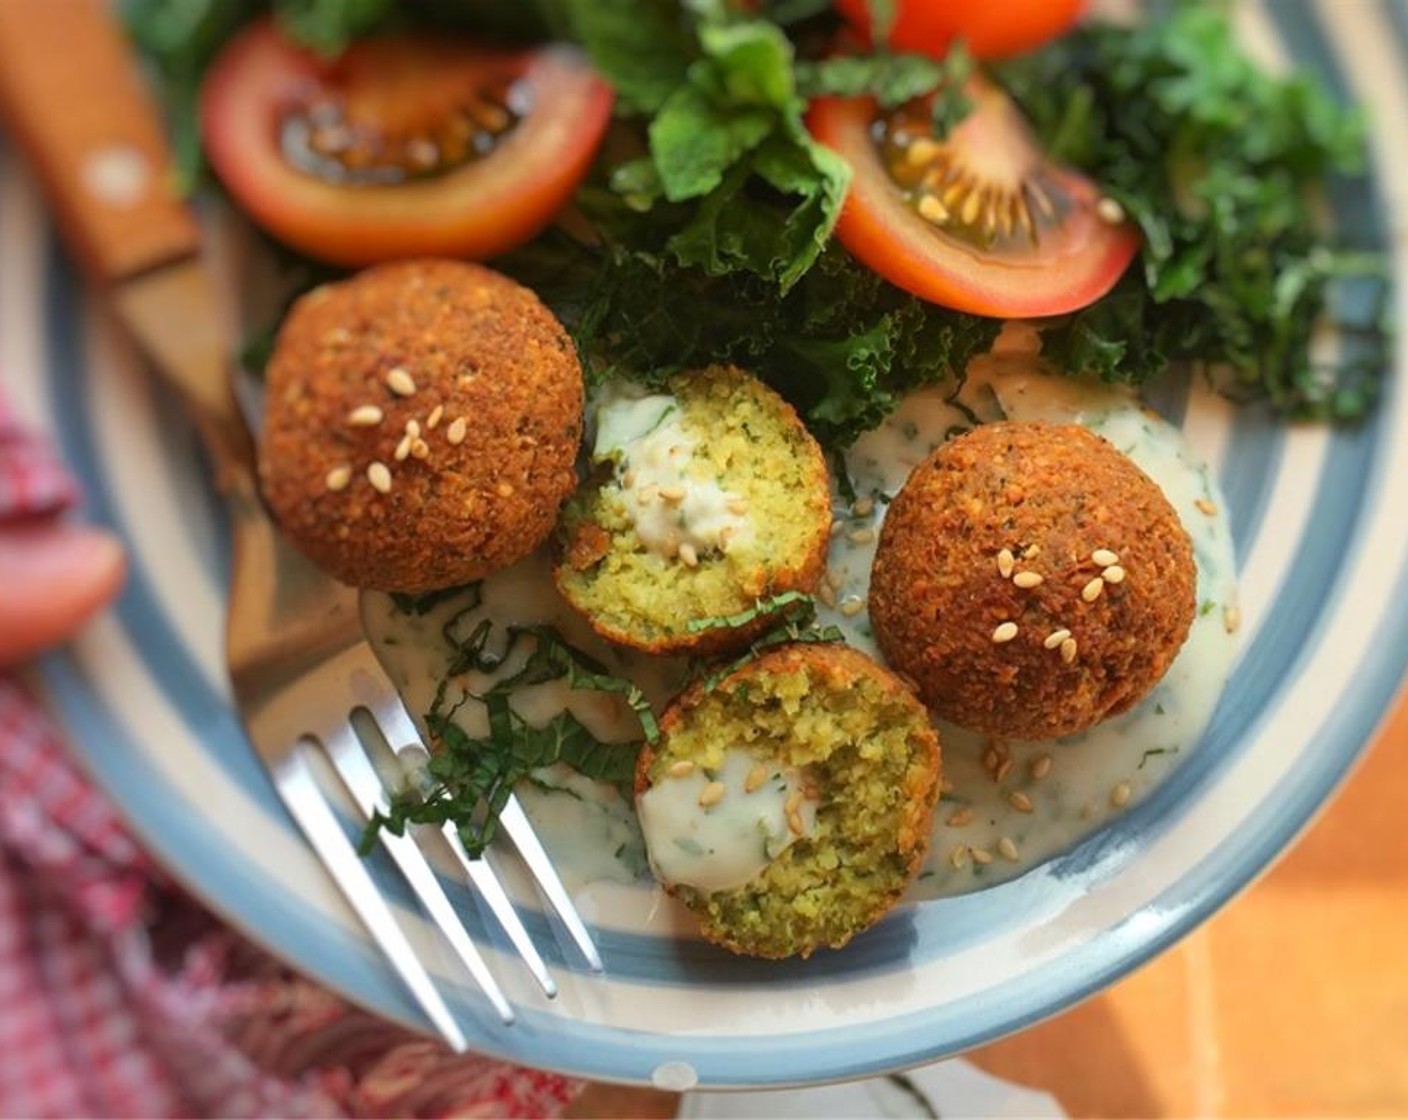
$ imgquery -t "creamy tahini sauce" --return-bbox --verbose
[821,335,1240,896]
[516,763,648,887]
[592,382,752,559]
[637,749,818,893]
[364,551,687,745]
[365,339,1240,901]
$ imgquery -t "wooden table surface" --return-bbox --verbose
[569,684,1408,1118]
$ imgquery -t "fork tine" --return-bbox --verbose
[440,825,557,998]
[271,747,470,1052]
[320,723,516,1025]
[374,694,603,973]
[368,696,429,755]
[500,796,605,973]
[358,695,556,995]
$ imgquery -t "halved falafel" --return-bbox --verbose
[869,420,1196,740]
[260,259,583,592]
[635,642,941,959]
[554,366,831,655]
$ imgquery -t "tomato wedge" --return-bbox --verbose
[807,81,1139,318]
[835,0,1085,60]
[199,22,613,266]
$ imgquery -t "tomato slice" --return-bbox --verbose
[199,22,613,267]
[807,82,1139,318]
[835,0,1085,60]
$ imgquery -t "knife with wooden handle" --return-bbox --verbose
[0,0,256,496]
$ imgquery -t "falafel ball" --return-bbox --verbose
[635,642,941,959]
[260,259,583,592]
[553,366,831,656]
[869,420,1196,741]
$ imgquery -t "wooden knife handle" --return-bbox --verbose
[0,0,200,284]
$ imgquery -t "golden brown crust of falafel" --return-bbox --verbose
[869,420,1196,741]
[259,259,583,593]
[553,366,831,657]
[636,642,941,958]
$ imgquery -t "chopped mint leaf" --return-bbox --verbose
[390,581,481,618]
[1138,747,1178,769]
[695,594,846,691]
[687,590,817,634]
[361,619,651,857]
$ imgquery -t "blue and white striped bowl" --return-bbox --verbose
[2,0,1404,1089]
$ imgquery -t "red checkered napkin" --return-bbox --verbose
[0,394,579,1118]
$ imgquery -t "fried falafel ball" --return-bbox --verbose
[260,259,583,593]
[870,420,1196,741]
[635,642,941,959]
[553,366,832,656]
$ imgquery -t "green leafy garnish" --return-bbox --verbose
[694,593,845,691]
[793,52,947,107]
[123,0,260,191]
[686,589,819,634]
[361,622,652,856]
[505,234,1002,449]
[272,0,394,54]
[538,0,999,442]
[560,0,695,115]
[389,581,482,618]
[488,625,660,744]
[1138,747,1178,770]
[562,0,852,292]
[132,0,1387,450]
[995,4,1389,419]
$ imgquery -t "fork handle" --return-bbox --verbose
[0,0,201,284]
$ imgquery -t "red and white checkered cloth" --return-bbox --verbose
[0,395,580,1118]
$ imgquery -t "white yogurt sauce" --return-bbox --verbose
[592,382,752,559]
[365,336,1239,901]
[364,551,687,746]
[636,749,818,893]
[515,763,648,886]
[820,335,1240,896]
[362,553,684,896]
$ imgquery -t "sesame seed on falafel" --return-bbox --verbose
[636,642,941,959]
[259,259,584,593]
[554,366,832,656]
[868,420,1196,741]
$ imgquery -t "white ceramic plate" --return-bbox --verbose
[3,0,1405,1090]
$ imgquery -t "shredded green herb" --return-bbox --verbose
[389,581,482,618]
[1138,746,1178,770]
[488,625,660,743]
[361,622,651,856]
[993,5,1390,419]
[685,589,820,634]
[693,593,845,691]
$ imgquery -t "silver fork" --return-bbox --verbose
[0,2,601,1053]
[222,445,603,1047]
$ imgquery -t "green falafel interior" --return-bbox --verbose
[554,366,832,654]
[638,643,941,959]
